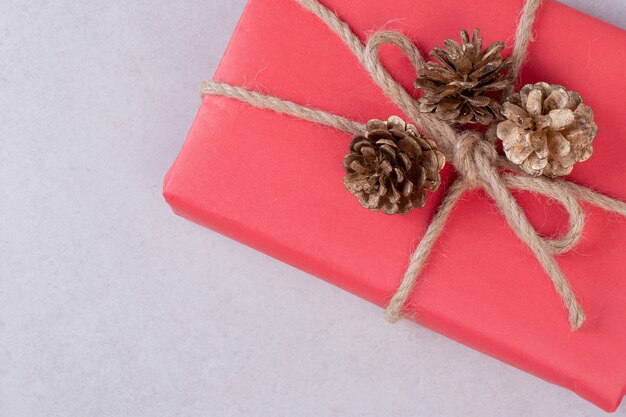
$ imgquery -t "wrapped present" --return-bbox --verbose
[164,0,626,410]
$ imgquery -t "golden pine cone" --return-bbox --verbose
[496,82,598,178]
[343,116,445,214]
[415,29,512,125]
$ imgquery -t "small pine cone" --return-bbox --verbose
[343,116,445,215]
[497,82,598,178]
[415,29,512,125]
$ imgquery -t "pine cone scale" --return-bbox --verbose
[465,95,491,107]
[435,101,462,121]
[474,79,510,93]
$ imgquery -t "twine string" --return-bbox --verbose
[505,0,544,97]
[200,0,626,330]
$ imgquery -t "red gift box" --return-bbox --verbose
[164,0,626,411]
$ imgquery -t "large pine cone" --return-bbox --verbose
[496,82,598,178]
[343,116,445,214]
[415,29,511,125]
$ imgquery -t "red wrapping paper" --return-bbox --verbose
[164,0,626,410]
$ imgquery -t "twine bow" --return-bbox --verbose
[200,0,626,330]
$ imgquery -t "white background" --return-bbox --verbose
[1,1,624,416]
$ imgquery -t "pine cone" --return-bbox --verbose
[415,29,511,125]
[343,116,445,214]
[496,82,598,178]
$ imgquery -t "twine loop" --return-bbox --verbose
[453,132,498,188]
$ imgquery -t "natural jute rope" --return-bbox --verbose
[200,0,626,330]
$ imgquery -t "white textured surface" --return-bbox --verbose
[0,1,624,416]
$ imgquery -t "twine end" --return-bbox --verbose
[569,306,586,331]
[384,307,402,324]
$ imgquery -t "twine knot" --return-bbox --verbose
[453,132,498,188]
